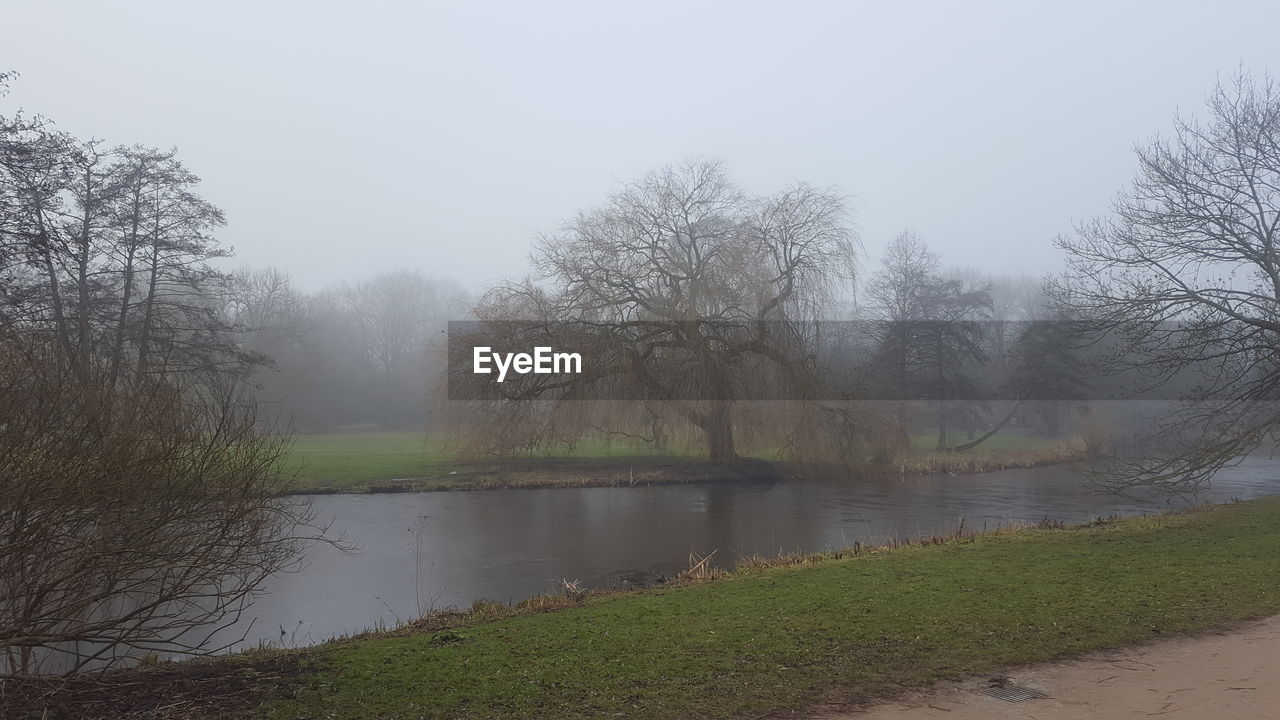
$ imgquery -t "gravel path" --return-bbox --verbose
[830,615,1280,719]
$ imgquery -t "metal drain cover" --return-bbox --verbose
[978,682,1049,703]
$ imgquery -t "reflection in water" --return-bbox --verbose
[221,457,1280,652]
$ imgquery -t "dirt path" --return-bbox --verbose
[829,615,1280,719]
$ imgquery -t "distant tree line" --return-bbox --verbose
[223,267,469,432]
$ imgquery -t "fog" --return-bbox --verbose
[8,1,1280,692]
[7,1,1278,290]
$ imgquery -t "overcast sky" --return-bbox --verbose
[5,1,1279,291]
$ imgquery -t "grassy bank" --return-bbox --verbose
[896,433,1084,475]
[249,497,1280,719]
[281,433,704,492]
[283,431,1083,492]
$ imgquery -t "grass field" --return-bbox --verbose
[281,431,1083,491]
[281,433,456,488]
[281,432,695,490]
[256,497,1280,719]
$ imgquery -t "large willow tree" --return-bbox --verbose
[460,159,858,463]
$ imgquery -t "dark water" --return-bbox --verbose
[230,457,1280,652]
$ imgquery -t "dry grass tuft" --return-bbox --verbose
[676,550,728,582]
[892,442,1086,476]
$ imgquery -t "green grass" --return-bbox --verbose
[282,433,454,488]
[283,431,1080,491]
[281,433,694,490]
[266,498,1280,719]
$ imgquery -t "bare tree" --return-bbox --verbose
[0,74,327,677]
[123,150,237,384]
[460,159,858,463]
[0,105,75,348]
[1052,69,1280,490]
[867,232,992,450]
[0,122,250,389]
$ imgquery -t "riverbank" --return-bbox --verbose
[14,496,1280,719]
[288,456,786,494]
[283,432,1086,493]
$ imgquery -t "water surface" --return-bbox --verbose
[233,458,1280,651]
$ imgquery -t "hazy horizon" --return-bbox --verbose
[6,0,1278,291]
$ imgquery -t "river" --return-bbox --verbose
[227,457,1280,652]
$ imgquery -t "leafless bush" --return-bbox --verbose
[1076,410,1113,458]
[0,332,325,676]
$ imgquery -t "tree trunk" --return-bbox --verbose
[135,242,161,385]
[109,190,144,392]
[935,400,947,451]
[38,235,75,361]
[950,401,1022,453]
[704,400,737,464]
[935,332,947,451]
[76,207,92,375]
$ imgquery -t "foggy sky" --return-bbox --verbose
[5,1,1279,292]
